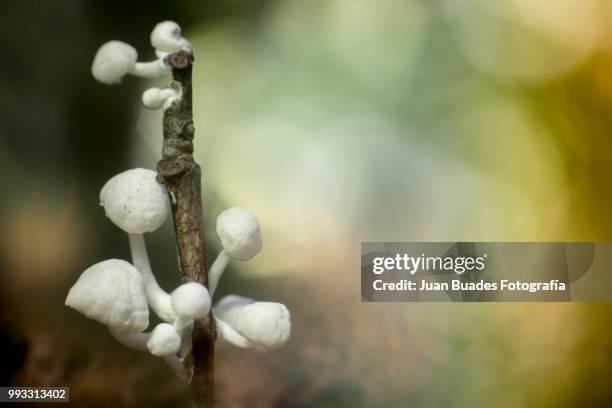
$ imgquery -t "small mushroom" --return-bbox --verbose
[214,295,291,350]
[171,282,211,332]
[147,323,182,357]
[65,259,148,334]
[100,168,168,234]
[109,327,187,380]
[150,21,191,57]
[142,85,182,110]
[91,41,170,85]
[209,207,263,295]
[100,168,175,322]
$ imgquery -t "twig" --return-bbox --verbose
[157,50,216,407]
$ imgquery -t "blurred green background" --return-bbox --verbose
[1,0,612,406]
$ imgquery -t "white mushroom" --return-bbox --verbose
[209,207,263,295]
[109,327,187,380]
[100,168,168,234]
[147,323,182,357]
[216,208,263,261]
[142,84,182,110]
[171,282,211,332]
[151,21,192,57]
[66,255,184,378]
[91,41,170,85]
[65,259,148,334]
[100,168,175,322]
[214,295,291,350]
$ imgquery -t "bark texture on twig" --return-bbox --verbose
[157,51,216,407]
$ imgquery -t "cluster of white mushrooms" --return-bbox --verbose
[90,21,188,109]
[66,22,291,381]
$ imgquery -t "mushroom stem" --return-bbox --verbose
[215,317,252,348]
[129,233,176,322]
[165,355,189,381]
[173,315,193,332]
[209,250,231,296]
[159,87,178,100]
[129,59,170,78]
[179,328,193,360]
[109,327,149,351]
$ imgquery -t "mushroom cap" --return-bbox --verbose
[142,88,163,109]
[216,207,262,261]
[239,302,291,349]
[146,323,182,357]
[65,259,148,334]
[100,168,169,234]
[142,87,181,110]
[171,282,211,319]
[214,295,291,349]
[91,41,137,85]
[151,21,191,53]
